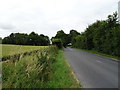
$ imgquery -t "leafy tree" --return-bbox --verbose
[14,33,28,45]
[39,34,50,46]
[107,12,118,28]
[73,12,120,57]
[52,30,69,47]
[2,32,50,46]
[27,32,39,45]
[51,38,63,49]
[0,37,2,44]
[69,30,80,45]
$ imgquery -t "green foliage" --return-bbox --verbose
[2,46,58,88]
[2,46,80,88]
[51,38,63,49]
[51,30,70,47]
[2,32,50,46]
[0,37,2,44]
[52,30,80,47]
[73,12,120,57]
[107,12,118,27]
[69,30,80,45]
[46,50,81,88]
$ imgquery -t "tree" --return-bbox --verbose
[51,38,63,49]
[53,30,69,47]
[27,32,39,45]
[2,32,50,46]
[73,12,120,57]
[69,30,80,45]
[0,37,2,44]
[14,33,28,45]
[107,12,118,28]
[39,34,50,46]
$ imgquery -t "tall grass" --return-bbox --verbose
[2,46,58,88]
[2,45,80,88]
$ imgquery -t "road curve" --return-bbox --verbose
[64,48,119,88]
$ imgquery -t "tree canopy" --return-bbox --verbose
[51,30,69,47]
[51,30,80,47]
[2,32,50,46]
[73,12,120,57]
[0,37,2,44]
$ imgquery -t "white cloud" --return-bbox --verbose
[0,0,119,38]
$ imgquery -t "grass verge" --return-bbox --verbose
[2,46,81,88]
[75,48,120,61]
[47,50,81,88]
[2,46,58,88]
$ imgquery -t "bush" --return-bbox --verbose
[52,39,63,49]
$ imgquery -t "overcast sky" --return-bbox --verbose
[0,0,119,38]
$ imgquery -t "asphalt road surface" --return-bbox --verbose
[64,48,119,88]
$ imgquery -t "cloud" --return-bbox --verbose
[0,23,15,30]
[0,0,119,38]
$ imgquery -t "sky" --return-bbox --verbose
[0,0,119,38]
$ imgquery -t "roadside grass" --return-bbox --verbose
[74,47,120,61]
[47,50,81,88]
[2,45,80,88]
[2,46,58,88]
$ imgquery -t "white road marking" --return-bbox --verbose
[96,60,103,63]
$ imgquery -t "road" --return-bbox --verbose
[64,48,119,88]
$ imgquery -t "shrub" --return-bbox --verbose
[51,39,63,49]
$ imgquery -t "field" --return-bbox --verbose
[2,44,80,88]
[1,44,48,58]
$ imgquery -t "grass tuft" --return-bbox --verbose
[46,50,81,88]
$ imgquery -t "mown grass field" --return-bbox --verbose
[2,44,80,88]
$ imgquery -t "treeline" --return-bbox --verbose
[52,12,120,57]
[2,32,50,46]
[51,30,80,48]
[1,12,120,56]
[73,12,120,57]
[0,37,2,44]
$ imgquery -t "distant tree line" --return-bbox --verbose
[2,32,50,46]
[52,12,120,57]
[0,37,2,44]
[1,12,120,56]
[51,29,80,48]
